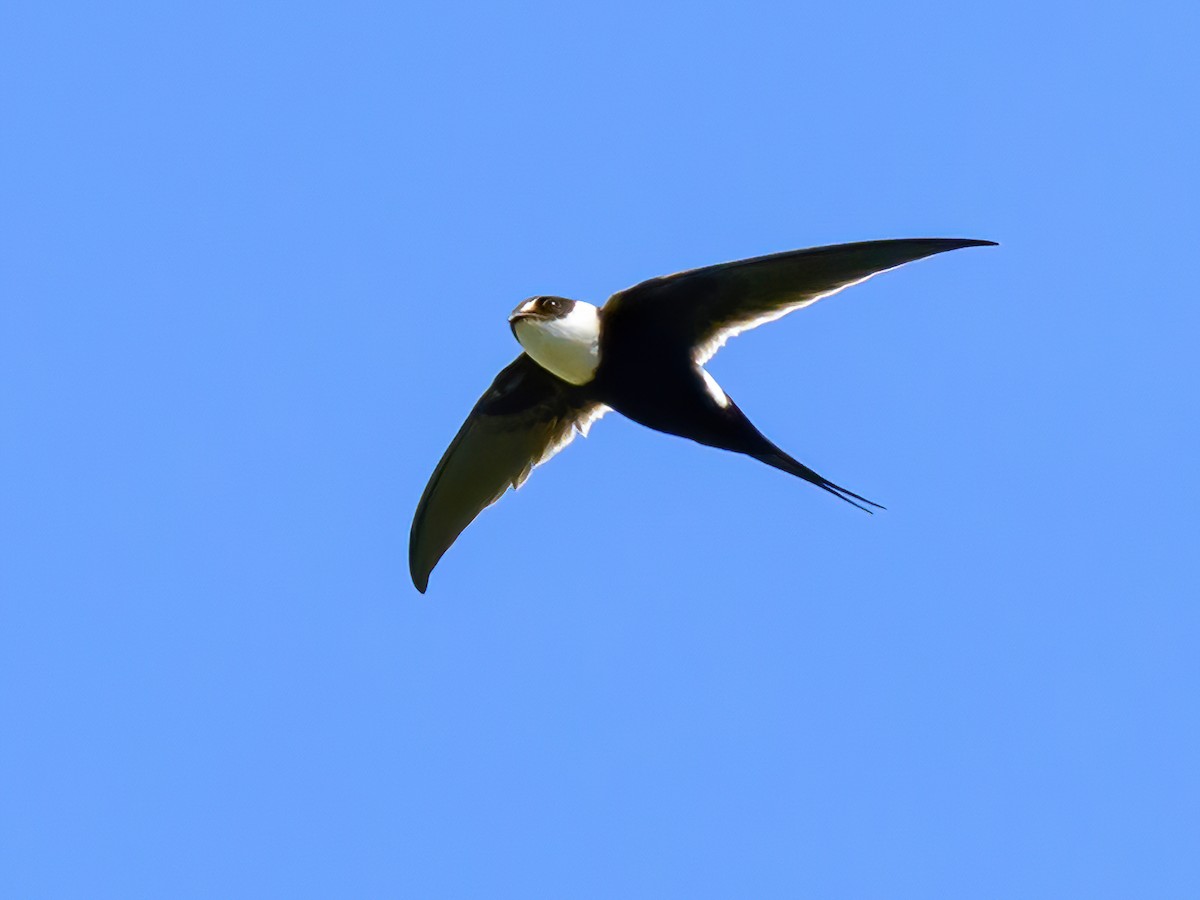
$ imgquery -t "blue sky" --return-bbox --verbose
[3,1,1198,896]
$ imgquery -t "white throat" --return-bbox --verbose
[512,301,601,385]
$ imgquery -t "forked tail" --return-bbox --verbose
[753,447,885,514]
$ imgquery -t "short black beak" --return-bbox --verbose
[508,309,538,338]
[509,308,550,325]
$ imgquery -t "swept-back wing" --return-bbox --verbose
[409,354,606,592]
[603,238,995,363]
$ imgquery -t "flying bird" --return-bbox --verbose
[410,237,995,592]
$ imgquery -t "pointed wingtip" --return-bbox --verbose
[409,514,439,594]
[412,572,429,594]
[909,237,997,251]
[909,237,997,261]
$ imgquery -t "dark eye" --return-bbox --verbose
[542,298,562,313]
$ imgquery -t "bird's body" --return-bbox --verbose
[596,345,732,446]
[593,346,876,510]
[594,348,767,467]
[410,238,996,592]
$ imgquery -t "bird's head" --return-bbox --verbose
[508,296,601,385]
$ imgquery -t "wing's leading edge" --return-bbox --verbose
[604,238,996,363]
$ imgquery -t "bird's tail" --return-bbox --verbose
[752,446,885,514]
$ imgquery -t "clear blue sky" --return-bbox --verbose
[3,2,1198,897]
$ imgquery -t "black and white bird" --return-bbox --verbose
[409,238,995,592]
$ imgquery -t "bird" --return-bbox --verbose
[409,237,995,592]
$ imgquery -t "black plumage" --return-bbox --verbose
[410,238,995,592]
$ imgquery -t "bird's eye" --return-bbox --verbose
[542,298,561,312]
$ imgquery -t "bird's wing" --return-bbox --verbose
[603,238,996,364]
[409,353,607,593]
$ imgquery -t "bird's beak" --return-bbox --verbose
[509,306,536,338]
[508,300,544,325]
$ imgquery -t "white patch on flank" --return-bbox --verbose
[573,403,608,437]
[699,367,729,408]
[513,300,602,385]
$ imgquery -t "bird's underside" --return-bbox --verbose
[590,356,884,512]
[410,237,996,592]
